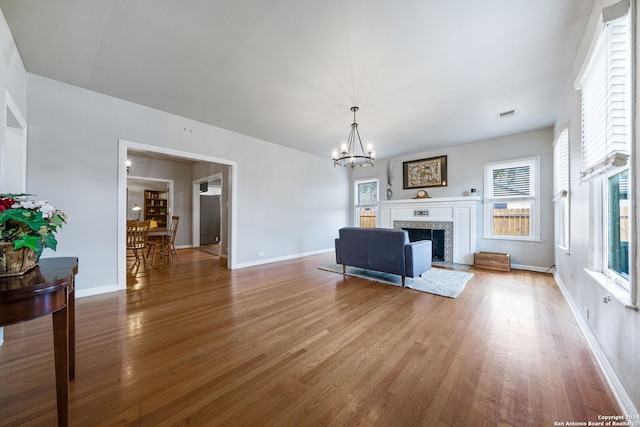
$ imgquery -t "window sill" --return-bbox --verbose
[584,269,638,310]
[482,236,543,243]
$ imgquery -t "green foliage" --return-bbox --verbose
[0,194,67,253]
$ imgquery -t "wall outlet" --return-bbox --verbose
[584,306,590,319]
[258,251,264,257]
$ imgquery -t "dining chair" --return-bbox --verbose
[146,230,165,266]
[146,216,180,265]
[167,216,180,261]
[126,220,151,268]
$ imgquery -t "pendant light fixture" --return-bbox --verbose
[332,106,375,167]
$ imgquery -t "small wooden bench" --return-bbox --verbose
[474,252,510,272]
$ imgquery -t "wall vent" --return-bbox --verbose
[498,109,517,119]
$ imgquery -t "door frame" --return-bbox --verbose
[192,172,224,250]
[117,139,238,290]
[127,175,174,222]
[2,90,28,192]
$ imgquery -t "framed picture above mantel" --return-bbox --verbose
[403,155,447,189]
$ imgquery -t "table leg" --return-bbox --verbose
[52,306,69,427]
[68,278,75,381]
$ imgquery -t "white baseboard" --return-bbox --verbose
[235,248,334,269]
[75,283,121,298]
[553,272,638,416]
[511,263,554,273]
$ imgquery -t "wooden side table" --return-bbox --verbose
[0,257,78,427]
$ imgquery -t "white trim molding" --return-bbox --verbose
[554,272,639,417]
[118,139,238,291]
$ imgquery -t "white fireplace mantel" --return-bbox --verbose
[378,196,480,264]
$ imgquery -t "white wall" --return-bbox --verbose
[0,9,28,345]
[26,73,350,293]
[352,127,555,270]
[0,9,26,193]
[0,10,25,120]
[553,0,640,414]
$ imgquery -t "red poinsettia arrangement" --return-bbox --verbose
[0,193,68,253]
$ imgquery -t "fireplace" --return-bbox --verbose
[402,228,445,262]
[379,196,479,265]
[393,220,454,263]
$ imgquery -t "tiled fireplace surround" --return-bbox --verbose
[378,196,480,265]
[394,220,453,262]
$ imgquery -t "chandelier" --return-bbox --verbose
[332,106,375,167]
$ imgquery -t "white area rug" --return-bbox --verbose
[319,264,473,298]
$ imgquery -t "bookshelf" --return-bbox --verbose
[144,190,168,228]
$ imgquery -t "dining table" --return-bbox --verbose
[147,227,171,238]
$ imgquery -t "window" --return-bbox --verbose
[607,169,629,281]
[354,178,378,228]
[576,0,632,293]
[553,128,570,251]
[483,156,540,241]
[578,4,630,180]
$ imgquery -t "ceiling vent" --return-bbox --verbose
[498,109,517,120]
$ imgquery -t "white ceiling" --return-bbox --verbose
[0,0,594,159]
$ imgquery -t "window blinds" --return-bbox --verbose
[578,5,630,180]
[553,128,569,200]
[485,157,538,200]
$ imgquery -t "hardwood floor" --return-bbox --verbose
[0,249,620,426]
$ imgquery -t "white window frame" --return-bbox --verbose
[605,168,630,288]
[588,167,631,293]
[354,178,379,227]
[576,0,634,302]
[483,156,541,241]
[553,127,570,252]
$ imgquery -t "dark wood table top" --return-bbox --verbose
[0,257,78,326]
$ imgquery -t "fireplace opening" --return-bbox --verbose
[402,228,445,262]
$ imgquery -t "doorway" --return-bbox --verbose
[194,174,223,257]
[117,140,238,291]
[200,194,221,244]
[2,91,27,192]
[127,178,173,223]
